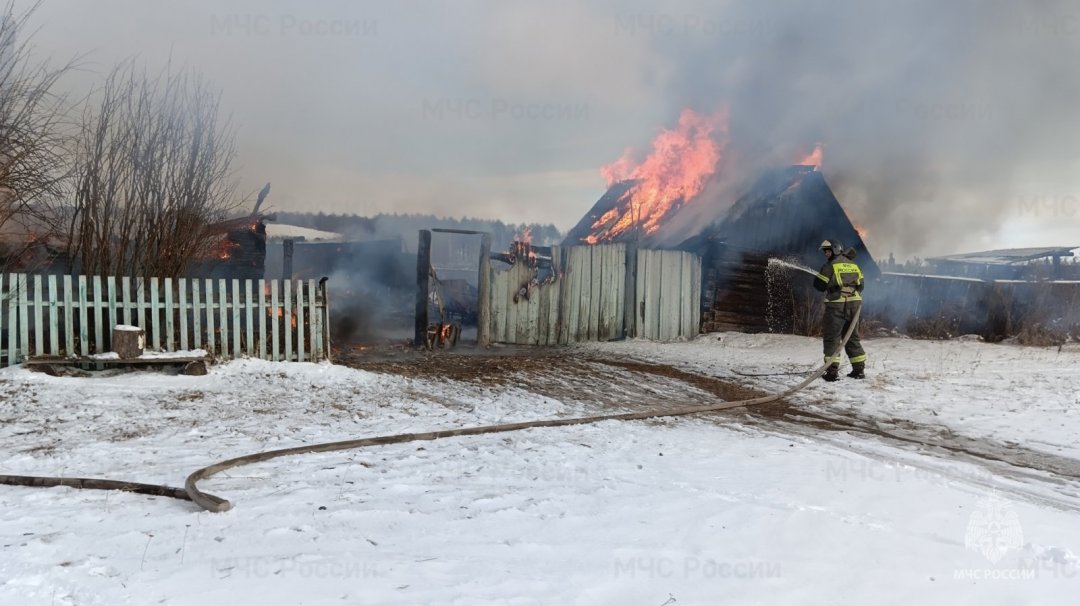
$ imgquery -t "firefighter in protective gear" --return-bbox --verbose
[813,239,866,381]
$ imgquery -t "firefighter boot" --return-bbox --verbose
[822,364,840,382]
[847,363,865,379]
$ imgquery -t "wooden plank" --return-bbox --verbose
[606,244,620,339]
[164,278,174,351]
[0,274,5,366]
[588,246,602,341]
[663,252,683,341]
[305,280,315,360]
[191,279,202,350]
[607,244,624,340]
[32,276,43,357]
[270,280,280,361]
[18,274,29,361]
[515,263,530,345]
[635,249,648,339]
[92,276,104,355]
[27,354,209,366]
[490,266,505,343]
[690,254,702,338]
[319,278,328,358]
[63,275,74,356]
[218,279,229,358]
[536,277,549,346]
[149,277,160,350]
[566,247,582,343]
[49,275,60,354]
[590,245,604,341]
[643,250,661,340]
[134,277,146,342]
[204,279,216,356]
[4,274,14,366]
[678,253,692,338]
[232,279,241,359]
[556,247,570,345]
[527,268,541,345]
[476,233,492,346]
[283,280,293,361]
[545,245,560,345]
[179,279,189,351]
[309,279,321,360]
[504,262,519,344]
[296,280,306,362]
[623,243,637,339]
[120,276,131,326]
[414,230,431,347]
[257,279,267,360]
[244,279,254,357]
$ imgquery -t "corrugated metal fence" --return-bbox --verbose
[487,245,700,345]
[0,273,330,367]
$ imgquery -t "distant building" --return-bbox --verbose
[927,247,1078,281]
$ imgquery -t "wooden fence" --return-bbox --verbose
[486,245,701,345]
[0,274,330,367]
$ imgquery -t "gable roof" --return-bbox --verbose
[564,165,878,277]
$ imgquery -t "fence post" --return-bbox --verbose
[283,238,294,280]
[477,232,492,347]
[320,277,331,362]
[414,230,431,347]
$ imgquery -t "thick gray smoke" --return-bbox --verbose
[23,0,1080,260]
[637,0,1080,258]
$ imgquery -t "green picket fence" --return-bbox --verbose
[0,274,330,367]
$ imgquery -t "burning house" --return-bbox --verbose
[564,110,876,335]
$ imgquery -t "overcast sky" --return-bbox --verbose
[18,0,1080,258]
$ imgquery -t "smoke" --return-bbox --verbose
[637,0,1080,258]
[22,1,1080,259]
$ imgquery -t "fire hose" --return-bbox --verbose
[3,307,862,512]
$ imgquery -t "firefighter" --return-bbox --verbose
[813,239,866,381]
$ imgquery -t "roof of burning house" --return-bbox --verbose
[565,165,878,277]
[928,246,1077,266]
[687,166,878,277]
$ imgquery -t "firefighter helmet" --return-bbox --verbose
[819,239,843,252]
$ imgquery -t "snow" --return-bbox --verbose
[2,336,1079,604]
[112,324,142,332]
[88,349,206,361]
[265,223,343,242]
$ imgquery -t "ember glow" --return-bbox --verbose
[215,238,240,260]
[586,108,729,244]
[795,143,824,170]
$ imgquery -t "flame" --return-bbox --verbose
[515,226,533,244]
[796,143,824,170]
[587,108,729,244]
[854,223,869,240]
[215,237,240,260]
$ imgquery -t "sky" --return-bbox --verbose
[16,0,1080,259]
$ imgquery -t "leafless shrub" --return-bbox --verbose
[0,2,75,273]
[67,61,239,279]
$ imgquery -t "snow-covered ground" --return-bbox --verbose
[1,334,1079,605]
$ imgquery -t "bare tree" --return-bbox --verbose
[0,2,74,272]
[68,61,239,278]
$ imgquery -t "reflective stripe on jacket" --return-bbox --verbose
[813,258,864,303]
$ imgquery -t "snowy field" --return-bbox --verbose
[2,334,1079,605]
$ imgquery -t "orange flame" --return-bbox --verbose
[516,226,533,244]
[796,143,824,170]
[855,223,869,240]
[214,237,240,260]
[587,108,729,244]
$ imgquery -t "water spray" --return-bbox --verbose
[768,257,817,277]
